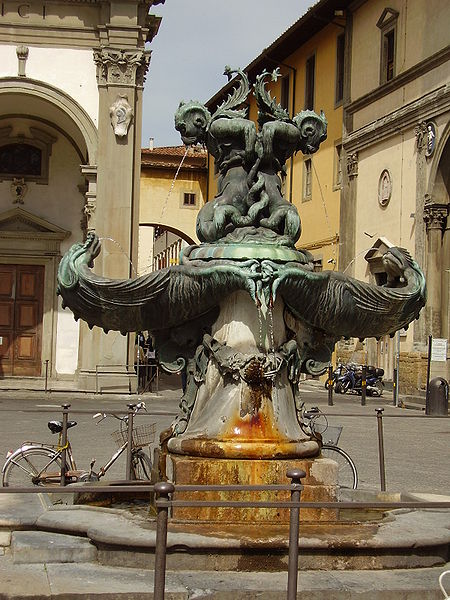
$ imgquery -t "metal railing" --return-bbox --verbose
[95,364,136,394]
[1,480,449,600]
[0,404,449,598]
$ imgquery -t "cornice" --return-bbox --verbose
[300,233,339,251]
[346,45,450,116]
[344,85,450,152]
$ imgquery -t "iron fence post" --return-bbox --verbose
[393,367,398,406]
[361,365,367,406]
[154,481,174,600]
[327,364,333,406]
[44,359,49,393]
[376,408,386,491]
[125,403,135,480]
[60,404,70,486]
[286,468,305,600]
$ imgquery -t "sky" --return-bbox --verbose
[143,0,314,148]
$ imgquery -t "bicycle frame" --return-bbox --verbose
[96,440,130,478]
[2,442,77,485]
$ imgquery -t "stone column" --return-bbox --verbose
[413,122,429,347]
[77,46,150,388]
[338,151,358,275]
[423,201,448,337]
[442,211,450,342]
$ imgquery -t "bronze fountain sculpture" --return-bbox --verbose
[57,68,426,519]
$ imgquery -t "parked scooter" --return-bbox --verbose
[335,363,384,396]
[324,362,346,390]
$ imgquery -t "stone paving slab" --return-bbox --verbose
[0,553,448,599]
[11,530,97,564]
[0,493,49,529]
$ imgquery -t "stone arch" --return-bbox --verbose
[0,77,98,163]
[426,120,450,202]
[140,222,196,246]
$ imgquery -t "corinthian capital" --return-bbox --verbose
[423,200,449,231]
[93,48,151,87]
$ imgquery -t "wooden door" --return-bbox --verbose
[0,265,44,376]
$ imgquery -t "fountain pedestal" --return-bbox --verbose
[164,454,338,524]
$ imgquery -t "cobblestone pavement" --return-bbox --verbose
[0,380,448,494]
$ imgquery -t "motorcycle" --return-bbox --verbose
[324,362,346,390]
[335,363,384,397]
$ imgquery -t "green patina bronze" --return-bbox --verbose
[57,67,426,449]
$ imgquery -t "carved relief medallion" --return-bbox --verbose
[110,95,133,138]
[425,122,436,157]
[378,169,392,207]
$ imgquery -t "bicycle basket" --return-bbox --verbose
[314,424,343,445]
[111,423,156,449]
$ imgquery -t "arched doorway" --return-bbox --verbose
[0,81,98,380]
[425,129,450,342]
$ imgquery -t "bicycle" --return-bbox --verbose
[2,402,155,487]
[298,403,358,489]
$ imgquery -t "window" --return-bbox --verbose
[377,8,399,85]
[303,158,312,201]
[305,55,315,110]
[183,192,196,206]
[0,127,56,184]
[382,29,395,82]
[0,143,42,177]
[312,257,323,272]
[333,143,343,190]
[280,75,290,112]
[335,33,345,105]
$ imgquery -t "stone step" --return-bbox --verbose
[0,557,448,599]
[11,530,97,564]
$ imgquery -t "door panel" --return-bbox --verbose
[0,303,13,327]
[0,265,43,376]
[16,335,35,360]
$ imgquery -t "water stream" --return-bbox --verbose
[159,145,190,221]
[98,237,137,277]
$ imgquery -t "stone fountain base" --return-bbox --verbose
[165,454,338,523]
[44,486,450,572]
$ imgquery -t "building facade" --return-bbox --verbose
[139,144,207,275]
[341,0,449,389]
[206,1,351,273]
[0,0,163,389]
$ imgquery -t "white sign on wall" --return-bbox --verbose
[431,338,448,362]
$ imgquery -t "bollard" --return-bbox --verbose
[44,360,49,393]
[361,365,367,406]
[376,408,386,491]
[286,468,305,600]
[392,367,398,406]
[327,364,334,406]
[125,403,135,480]
[60,404,70,486]
[154,481,175,600]
[426,377,449,415]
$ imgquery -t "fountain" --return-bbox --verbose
[57,68,435,565]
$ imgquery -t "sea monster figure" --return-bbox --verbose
[57,66,426,455]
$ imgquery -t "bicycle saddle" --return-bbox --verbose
[47,420,77,434]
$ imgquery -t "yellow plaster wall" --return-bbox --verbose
[210,24,344,269]
[139,167,207,246]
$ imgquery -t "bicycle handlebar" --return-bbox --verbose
[93,402,147,425]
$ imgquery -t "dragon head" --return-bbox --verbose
[293,110,328,155]
[174,101,211,146]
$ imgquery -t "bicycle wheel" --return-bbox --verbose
[321,445,358,489]
[2,447,67,487]
[131,450,152,480]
